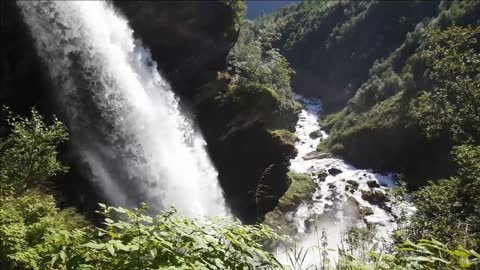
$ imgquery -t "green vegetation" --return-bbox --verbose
[277,172,315,212]
[255,0,480,263]
[197,16,301,131]
[0,104,478,269]
[220,0,247,41]
[313,2,480,176]
[256,0,439,110]
[0,109,284,270]
[402,145,480,250]
[284,226,480,270]
[264,172,315,235]
[410,25,480,144]
[0,108,68,198]
[3,1,480,268]
[271,129,298,148]
[224,18,301,128]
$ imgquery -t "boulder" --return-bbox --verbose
[318,170,328,181]
[367,180,380,188]
[361,207,375,216]
[303,151,332,160]
[361,190,389,205]
[309,130,322,139]
[343,196,361,219]
[346,179,359,189]
[328,167,343,176]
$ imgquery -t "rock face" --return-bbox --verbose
[115,2,299,223]
[113,1,238,100]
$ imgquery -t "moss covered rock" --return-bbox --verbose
[276,172,316,212]
[271,129,298,147]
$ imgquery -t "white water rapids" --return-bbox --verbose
[18,1,227,216]
[278,94,412,266]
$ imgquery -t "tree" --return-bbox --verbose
[410,25,480,144]
[0,108,68,199]
[404,145,480,250]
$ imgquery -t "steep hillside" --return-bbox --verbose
[259,0,439,111]
[319,1,480,184]
[259,0,480,185]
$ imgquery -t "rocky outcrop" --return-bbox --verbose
[113,1,239,100]
[302,151,331,160]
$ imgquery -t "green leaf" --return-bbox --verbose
[59,250,66,262]
[82,242,105,249]
[105,243,115,256]
[150,248,157,259]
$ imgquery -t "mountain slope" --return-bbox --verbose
[259,0,439,111]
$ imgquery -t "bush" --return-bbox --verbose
[0,108,68,198]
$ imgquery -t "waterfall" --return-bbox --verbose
[17,1,227,216]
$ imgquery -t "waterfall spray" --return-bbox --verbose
[18,1,227,216]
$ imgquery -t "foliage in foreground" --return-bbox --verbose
[282,225,480,270]
[0,108,283,270]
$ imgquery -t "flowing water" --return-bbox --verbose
[280,94,412,265]
[17,1,227,216]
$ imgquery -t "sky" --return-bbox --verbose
[245,1,301,19]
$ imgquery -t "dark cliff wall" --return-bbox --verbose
[115,1,299,223]
[113,1,238,100]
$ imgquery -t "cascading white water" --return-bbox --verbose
[17,1,227,216]
[276,94,413,267]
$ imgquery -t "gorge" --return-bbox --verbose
[1,1,480,269]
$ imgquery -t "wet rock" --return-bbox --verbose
[361,190,389,205]
[346,196,359,206]
[315,194,323,200]
[343,197,361,220]
[361,207,375,216]
[332,201,342,212]
[304,218,316,232]
[303,151,332,160]
[346,179,359,189]
[328,183,336,190]
[328,167,342,176]
[309,130,322,139]
[317,212,337,224]
[324,203,332,209]
[318,170,328,181]
[367,180,380,188]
